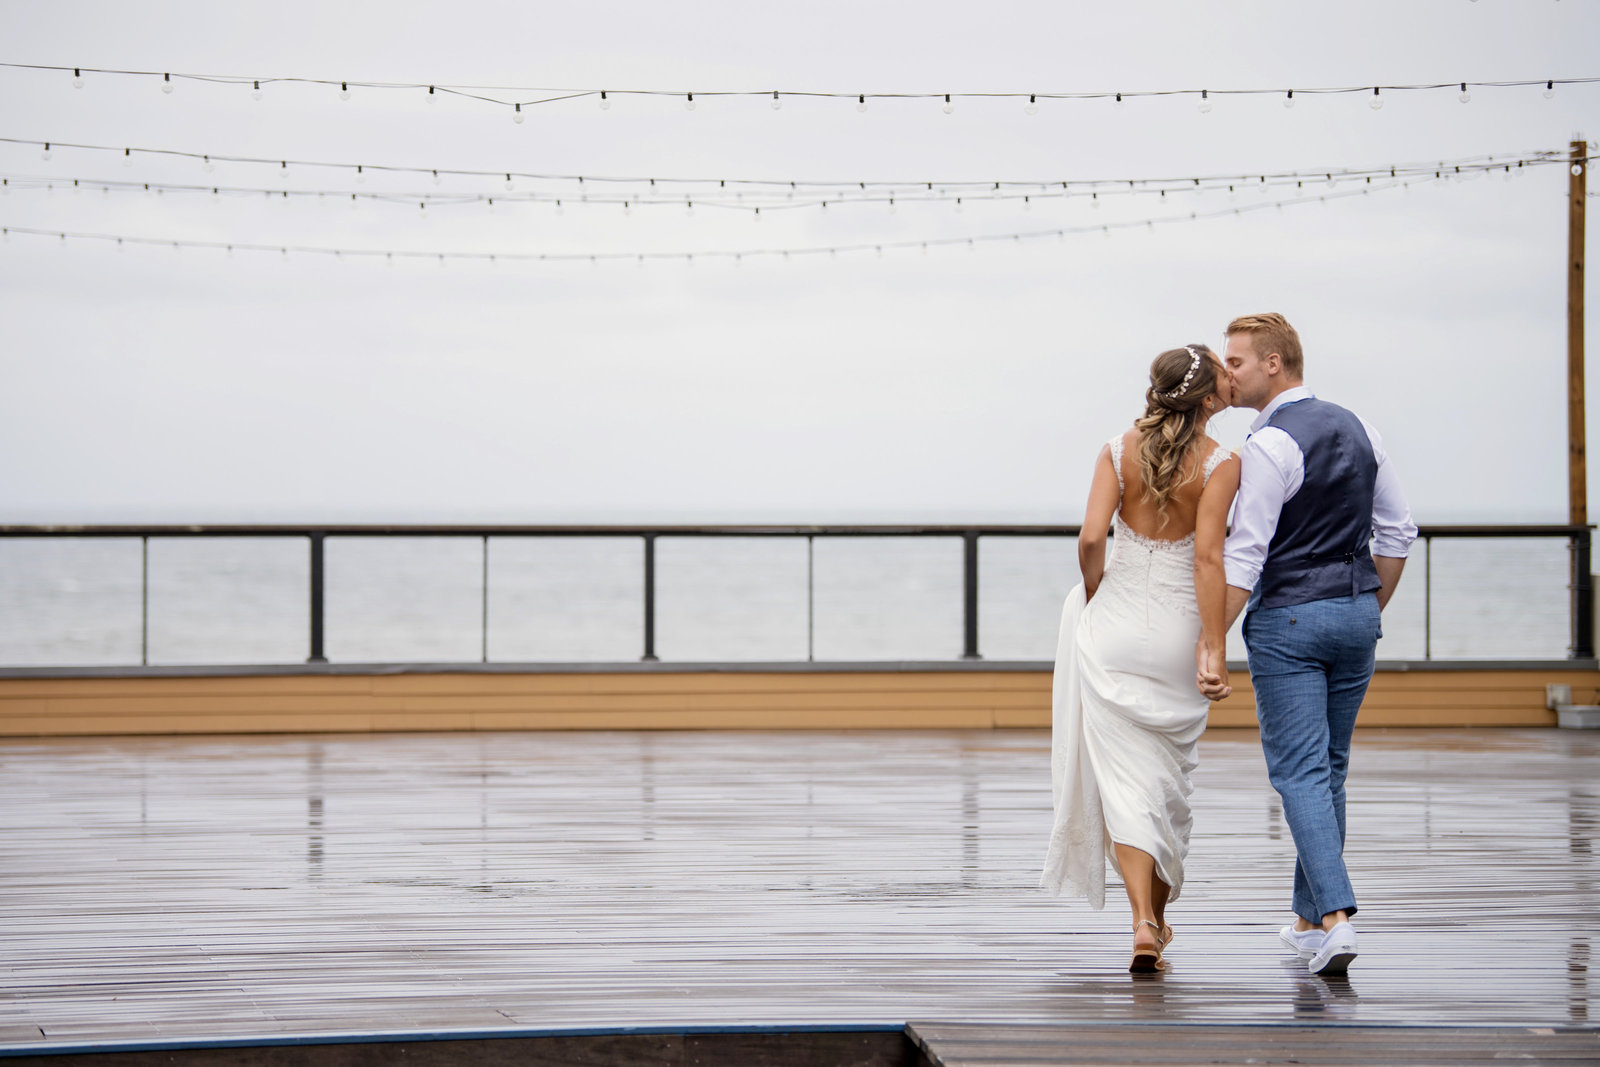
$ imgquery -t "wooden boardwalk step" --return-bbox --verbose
[907,1022,1600,1066]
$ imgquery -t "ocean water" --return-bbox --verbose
[0,534,1577,666]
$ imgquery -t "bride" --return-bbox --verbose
[1041,343,1240,973]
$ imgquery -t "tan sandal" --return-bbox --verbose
[1158,923,1174,949]
[1130,919,1164,974]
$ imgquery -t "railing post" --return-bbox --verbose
[1572,527,1593,660]
[140,535,149,666]
[307,532,327,664]
[962,531,981,660]
[642,534,659,662]
[481,535,490,664]
[806,534,815,663]
[1423,536,1432,661]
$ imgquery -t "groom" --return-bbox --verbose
[1198,313,1416,976]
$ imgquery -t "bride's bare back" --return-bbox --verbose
[1115,429,1223,541]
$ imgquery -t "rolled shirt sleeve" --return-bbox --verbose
[1223,427,1300,591]
[1360,417,1418,559]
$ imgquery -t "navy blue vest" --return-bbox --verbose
[1255,398,1382,609]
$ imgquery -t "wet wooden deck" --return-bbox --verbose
[1,727,1597,1055]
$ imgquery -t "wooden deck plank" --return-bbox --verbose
[908,1022,1600,1066]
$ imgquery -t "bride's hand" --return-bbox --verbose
[1195,641,1232,701]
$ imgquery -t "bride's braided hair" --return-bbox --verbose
[1134,344,1219,523]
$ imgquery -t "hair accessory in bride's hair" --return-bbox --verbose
[1164,345,1202,399]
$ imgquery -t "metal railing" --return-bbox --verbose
[0,523,1592,666]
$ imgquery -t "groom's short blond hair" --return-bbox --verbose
[1227,312,1303,380]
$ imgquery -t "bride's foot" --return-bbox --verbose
[1157,922,1174,949]
[1130,920,1164,974]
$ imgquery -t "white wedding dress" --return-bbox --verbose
[1040,434,1230,908]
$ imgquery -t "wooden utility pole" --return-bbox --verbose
[1571,138,1588,526]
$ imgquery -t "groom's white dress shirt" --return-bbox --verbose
[1222,386,1418,594]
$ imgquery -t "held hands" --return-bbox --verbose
[1194,639,1231,701]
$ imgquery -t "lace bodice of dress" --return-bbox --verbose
[1105,434,1232,613]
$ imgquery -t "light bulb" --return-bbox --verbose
[1544,80,1555,99]
[428,85,436,102]
[685,93,695,110]
[1458,84,1471,104]
[355,166,365,183]
[1114,92,1124,109]
[1198,90,1211,113]
[555,200,563,215]
[771,91,782,110]
[1025,94,1038,115]
[505,174,515,191]
[753,207,761,222]
[1022,196,1030,210]
[72,68,83,88]
[252,80,262,101]
[202,155,213,173]
[1091,193,1100,209]
[942,94,954,114]
[623,201,631,215]
[888,197,896,214]
[432,170,442,185]
[954,197,963,213]
[122,148,132,167]
[280,162,288,181]
[340,82,350,101]
[513,103,524,123]
[161,73,173,94]
[1368,88,1383,110]
[1283,90,1294,108]
[685,198,694,216]
[599,90,609,110]
[40,143,51,161]
[856,94,867,112]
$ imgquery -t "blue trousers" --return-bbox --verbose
[1243,592,1381,923]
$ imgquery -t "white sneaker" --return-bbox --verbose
[1308,921,1359,976]
[1279,924,1325,959]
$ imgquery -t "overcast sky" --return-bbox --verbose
[1,0,1596,524]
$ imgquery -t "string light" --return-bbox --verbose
[6,63,1593,118]
[11,137,1559,202]
[599,90,609,110]
[1025,94,1038,115]
[942,94,954,114]
[1283,90,1294,108]
[856,94,866,112]
[771,90,782,110]
[1458,82,1471,103]
[1198,89,1212,113]
[340,81,350,101]
[685,92,695,111]
[0,169,1509,266]
[513,103,523,123]
[1369,87,1383,110]
[1545,80,1556,99]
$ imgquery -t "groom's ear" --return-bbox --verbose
[1263,351,1282,376]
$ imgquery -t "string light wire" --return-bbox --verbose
[1,167,1547,265]
[0,136,1565,203]
[0,152,1563,213]
[4,62,1596,115]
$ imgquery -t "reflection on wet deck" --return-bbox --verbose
[0,727,1596,1050]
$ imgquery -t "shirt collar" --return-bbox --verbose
[1250,385,1315,433]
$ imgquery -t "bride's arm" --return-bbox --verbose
[1078,445,1119,600]
[1193,454,1241,695]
